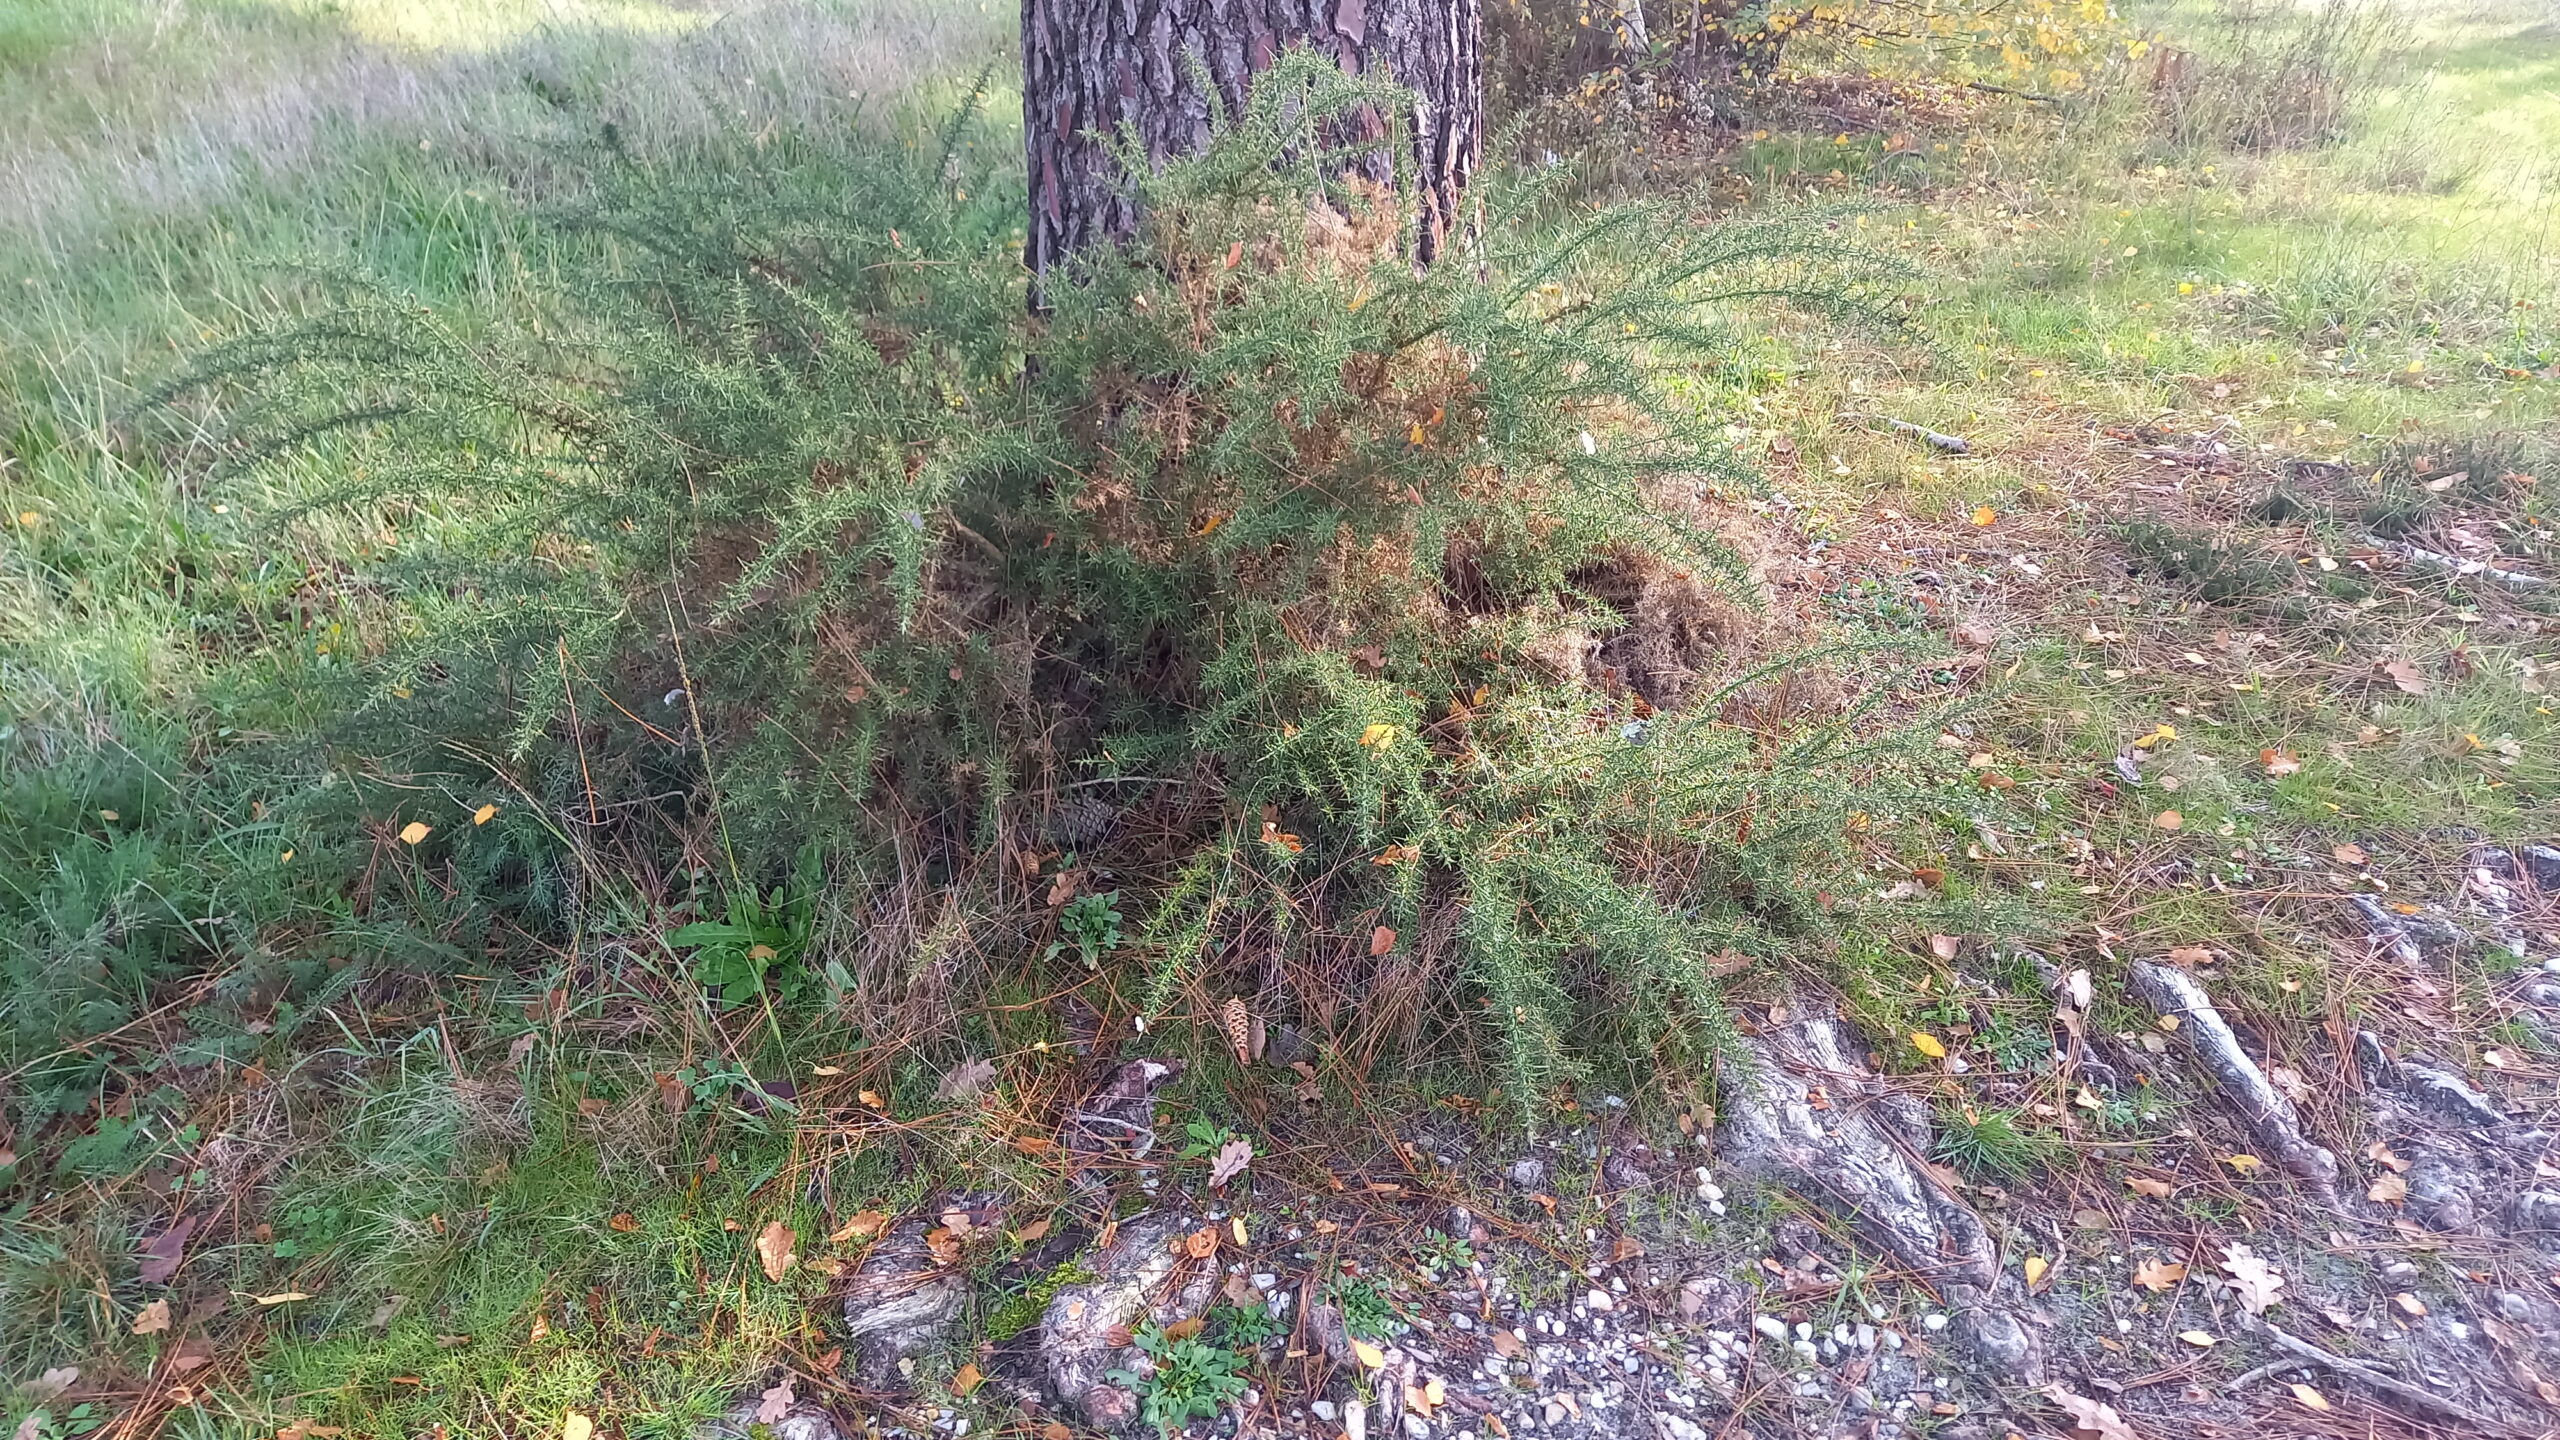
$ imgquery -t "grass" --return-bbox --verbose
[3,0,2558,1433]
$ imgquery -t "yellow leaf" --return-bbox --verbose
[1359,723,1397,751]
[2223,1153,2264,1175]
[563,1414,594,1440]
[1196,513,1225,536]
[254,1292,315,1305]
[398,821,432,845]
[2023,1256,2049,1287]
[132,1299,172,1335]
[1970,506,1997,527]
[1347,287,1371,313]
[1352,1338,1387,1369]
[473,803,499,825]
[953,1362,984,1396]
[2289,1383,2330,1412]
[2176,1330,2216,1347]
[1910,1032,1948,1059]
[1231,1216,1248,1245]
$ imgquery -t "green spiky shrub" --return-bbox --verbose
[168,50,1925,1110]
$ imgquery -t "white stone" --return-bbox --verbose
[1921,1313,1949,1333]
[1313,1402,1337,1422]
[1588,1290,1614,1312]
[1753,1315,1788,1343]
[1794,1323,1813,1342]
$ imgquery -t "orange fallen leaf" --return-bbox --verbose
[608,1212,640,1233]
[2153,809,2183,831]
[829,1210,888,1243]
[2333,842,2369,865]
[1971,506,1997,527]
[2259,748,2300,777]
[2165,944,2212,967]
[756,1221,797,1281]
[472,803,499,825]
[2125,1175,2173,1198]
[952,1363,984,1396]
[1370,925,1397,956]
[397,822,431,845]
[2131,1259,2186,1291]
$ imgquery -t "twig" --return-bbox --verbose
[1965,80,2060,103]
[1852,413,1972,454]
[2385,538,2548,589]
[2257,1320,2507,1431]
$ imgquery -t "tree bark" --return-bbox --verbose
[1022,0,1482,282]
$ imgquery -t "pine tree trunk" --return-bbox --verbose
[1021,0,1482,283]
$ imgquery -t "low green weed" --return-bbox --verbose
[1109,1322,1250,1438]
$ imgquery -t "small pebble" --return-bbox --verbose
[1922,1313,1949,1333]
[1753,1315,1788,1342]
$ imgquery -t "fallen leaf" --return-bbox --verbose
[2131,1259,2187,1291]
[2260,748,2301,777]
[952,1363,984,1397]
[1928,934,1960,960]
[2046,1385,2143,1440]
[2379,659,2428,695]
[2289,1383,2331,1412]
[369,1294,408,1328]
[2165,944,2213,967]
[1184,1226,1219,1259]
[2153,809,2183,831]
[473,803,499,825]
[1971,506,1998,527]
[2395,1292,2428,1317]
[2126,1174,2173,1198]
[133,1298,173,1335]
[2219,1243,2284,1315]
[757,1380,795,1423]
[1208,1136,1254,1189]
[756,1221,798,1282]
[254,1292,315,1305]
[1352,1338,1387,1369]
[138,1216,198,1285]
[936,1057,999,1101]
[1370,925,1397,956]
[2223,1153,2264,1176]
[2024,1256,2050,1287]
[1911,1032,1948,1059]
[2365,1141,2410,1173]
[2333,842,2369,865]
[2176,1330,2217,1348]
[609,1212,640,1233]
[1491,1329,1526,1358]
[1014,1217,1052,1245]
[2369,1172,2408,1205]
[563,1413,594,1440]
[1041,1425,1073,1440]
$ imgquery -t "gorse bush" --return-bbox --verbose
[172,51,1928,1109]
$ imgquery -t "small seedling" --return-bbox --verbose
[1049,890,1125,969]
[1107,1321,1248,1437]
